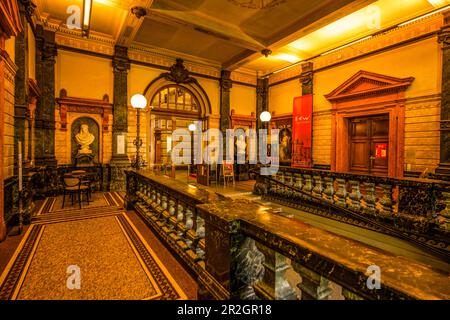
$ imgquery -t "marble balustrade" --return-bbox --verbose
[125,170,450,300]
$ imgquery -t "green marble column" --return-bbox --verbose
[436,13,450,176]
[256,78,268,131]
[110,45,130,191]
[34,25,57,167]
[220,70,232,131]
[14,3,29,173]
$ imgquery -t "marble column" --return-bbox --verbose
[34,25,57,167]
[437,12,450,176]
[220,70,232,131]
[110,45,130,191]
[256,78,268,131]
[14,2,29,173]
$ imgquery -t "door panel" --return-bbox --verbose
[349,115,389,175]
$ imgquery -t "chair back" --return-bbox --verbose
[62,174,81,189]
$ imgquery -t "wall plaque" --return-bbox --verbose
[117,135,125,155]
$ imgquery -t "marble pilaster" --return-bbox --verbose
[34,25,57,167]
[110,45,130,191]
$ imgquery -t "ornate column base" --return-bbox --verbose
[110,155,130,192]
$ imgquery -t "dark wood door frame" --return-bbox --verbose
[326,71,414,178]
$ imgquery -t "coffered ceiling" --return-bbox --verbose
[34,0,449,74]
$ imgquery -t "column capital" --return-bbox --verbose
[113,45,130,73]
[300,62,313,95]
[220,70,233,92]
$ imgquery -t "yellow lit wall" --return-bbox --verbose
[55,50,113,99]
[268,80,301,115]
[268,36,442,171]
[230,84,256,116]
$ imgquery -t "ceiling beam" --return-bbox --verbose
[115,0,154,47]
[146,8,266,52]
[223,0,376,70]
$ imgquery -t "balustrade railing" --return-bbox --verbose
[253,166,450,261]
[125,169,450,300]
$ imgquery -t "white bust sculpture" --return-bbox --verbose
[75,124,95,154]
[236,135,246,156]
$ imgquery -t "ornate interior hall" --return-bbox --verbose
[0,0,449,301]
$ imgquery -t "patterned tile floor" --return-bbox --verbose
[0,193,195,300]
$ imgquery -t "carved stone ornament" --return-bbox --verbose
[113,46,130,73]
[220,70,233,91]
[161,58,196,84]
[438,27,450,47]
[19,0,36,17]
[131,6,147,19]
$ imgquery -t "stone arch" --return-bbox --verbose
[143,76,212,118]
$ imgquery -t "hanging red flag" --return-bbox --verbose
[292,95,313,167]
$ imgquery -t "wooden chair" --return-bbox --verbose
[221,162,235,187]
[61,174,90,209]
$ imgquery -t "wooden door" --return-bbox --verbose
[349,115,389,175]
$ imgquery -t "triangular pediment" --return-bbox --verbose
[325,70,414,102]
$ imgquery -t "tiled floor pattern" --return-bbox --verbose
[0,193,187,300]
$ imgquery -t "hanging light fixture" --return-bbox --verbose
[227,0,285,9]
[82,0,93,38]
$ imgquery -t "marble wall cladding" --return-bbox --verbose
[3,60,16,179]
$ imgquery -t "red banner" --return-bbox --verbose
[291,95,313,167]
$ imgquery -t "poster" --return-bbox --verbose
[375,143,388,159]
[291,95,313,167]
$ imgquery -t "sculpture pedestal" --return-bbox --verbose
[74,153,95,167]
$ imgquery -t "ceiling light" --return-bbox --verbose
[276,54,302,63]
[82,0,93,37]
[427,0,449,8]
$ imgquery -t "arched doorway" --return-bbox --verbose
[147,84,205,165]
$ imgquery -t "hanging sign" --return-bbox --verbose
[291,95,313,167]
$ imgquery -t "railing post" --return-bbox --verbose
[292,262,333,300]
[254,242,297,300]
[323,177,334,203]
[363,182,377,215]
[438,190,450,231]
[335,178,347,207]
[312,175,324,198]
[379,184,393,215]
[349,180,362,211]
